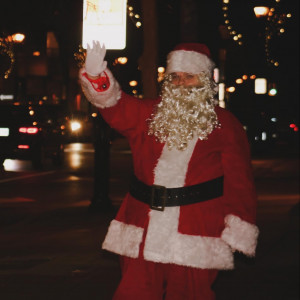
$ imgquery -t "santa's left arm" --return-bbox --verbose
[219,111,259,257]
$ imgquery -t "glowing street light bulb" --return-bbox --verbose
[12,33,25,43]
[254,6,270,18]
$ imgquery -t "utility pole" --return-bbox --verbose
[89,114,113,212]
[139,0,158,98]
[180,0,199,42]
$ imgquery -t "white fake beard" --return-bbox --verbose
[148,74,219,151]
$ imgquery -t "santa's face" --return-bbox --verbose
[169,72,203,87]
[148,72,219,151]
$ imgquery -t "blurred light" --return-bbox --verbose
[269,88,277,96]
[227,86,236,93]
[33,51,40,56]
[219,83,226,102]
[91,113,98,118]
[18,145,30,149]
[236,78,243,84]
[29,110,35,116]
[290,124,296,128]
[82,0,127,50]
[117,57,128,64]
[262,132,267,141]
[0,128,9,136]
[214,68,220,83]
[0,94,14,101]
[287,13,292,18]
[19,127,39,134]
[71,121,82,132]
[136,22,142,28]
[271,118,277,122]
[254,6,270,18]
[294,127,299,132]
[129,80,138,87]
[255,78,267,94]
[11,33,25,43]
[158,67,165,73]
[250,75,256,80]
[242,75,248,80]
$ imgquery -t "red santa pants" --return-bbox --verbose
[113,255,218,300]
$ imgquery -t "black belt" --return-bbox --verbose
[129,175,224,211]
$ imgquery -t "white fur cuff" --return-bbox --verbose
[221,214,259,257]
[102,220,144,258]
[80,68,121,109]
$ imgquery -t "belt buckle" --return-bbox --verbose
[150,184,167,211]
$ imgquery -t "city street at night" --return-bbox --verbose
[0,138,299,300]
[0,0,299,299]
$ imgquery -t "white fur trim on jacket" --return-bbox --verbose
[143,136,234,269]
[102,220,144,258]
[166,50,215,75]
[79,68,121,109]
[221,214,259,257]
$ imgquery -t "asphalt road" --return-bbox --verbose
[0,139,299,300]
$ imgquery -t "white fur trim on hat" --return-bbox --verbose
[166,50,215,75]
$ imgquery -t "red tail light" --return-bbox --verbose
[19,127,39,134]
[18,145,30,149]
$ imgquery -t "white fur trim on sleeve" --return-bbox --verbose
[102,220,144,258]
[221,214,259,257]
[79,68,121,109]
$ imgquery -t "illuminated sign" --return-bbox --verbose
[0,94,14,101]
[83,0,127,50]
[255,78,267,94]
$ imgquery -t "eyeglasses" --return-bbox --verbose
[168,73,200,86]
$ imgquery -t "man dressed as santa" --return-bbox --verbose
[80,41,259,300]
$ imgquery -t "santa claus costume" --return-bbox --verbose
[80,43,259,300]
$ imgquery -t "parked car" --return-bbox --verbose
[0,104,66,169]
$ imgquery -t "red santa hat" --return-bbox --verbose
[165,43,215,75]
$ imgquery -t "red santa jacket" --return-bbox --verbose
[80,69,259,270]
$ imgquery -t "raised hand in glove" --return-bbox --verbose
[85,40,107,77]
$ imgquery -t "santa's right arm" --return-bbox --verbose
[79,41,152,138]
[79,40,122,109]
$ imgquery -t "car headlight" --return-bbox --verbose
[70,121,82,132]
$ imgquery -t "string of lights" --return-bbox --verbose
[221,0,292,66]
[264,0,292,67]
[127,4,142,28]
[221,0,243,46]
[0,37,15,79]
